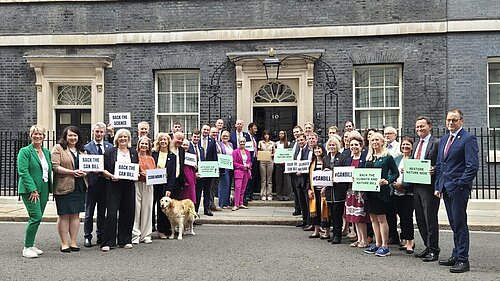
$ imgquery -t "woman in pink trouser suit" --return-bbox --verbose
[232,138,252,211]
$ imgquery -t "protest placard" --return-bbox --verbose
[244,142,254,152]
[333,166,355,183]
[311,170,333,186]
[184,152,197,167]
[114,162,139,180]
[403,159,431,184]
[145,168,167,185]
[274,148,294,163]
[284,161,298,173]
[297,160,310,173]
[352,168,381,192]
[257,150,272,161]
[198,161,219,178]
[79,154,103,172]
[109,112,131,128]
[217,154,233,170]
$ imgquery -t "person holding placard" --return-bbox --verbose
[305,145,327,238]
[152,133,173,239]
[258,130,275,201]
[17,125,52,258]
[274,130,292,201]
[101,129,139,251]
[363,132,399,257]
[168,132,186,199]
[322,137,349,244]
[182,135,197,205]
[217,130,234,209]
[391,137,415,254]
[232,137,252,211]
[290,126,304,216]
[344,134,370,248]
[132,136,156,245]
[291,133,310,229]
[51,126,88,253]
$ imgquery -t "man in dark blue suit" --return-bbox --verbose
[435,108,479,273]
[83,122,113,247]
[190,130,205,214]
[229,119,251,149]
[199,124,218,216]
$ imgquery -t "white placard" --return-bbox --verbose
[284,161,298,173]
[109,112,131,128]
[284,160,310,173]
[245,141,254,152]
[114,162,139,180]
[184,152,198,167]
[146,168,167,185]
[333,166,355,183]
[79,154,103,172]
[311,170,333,186]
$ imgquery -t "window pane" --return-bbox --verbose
[60,113,71,125]
[355,88,369,107]
[185,74,199,93]
[370,69,384,87]
[355,110,369,129]
[489,63,500,83]
[57,85,91,105]
[370,110,384,129]
[385,109,399,128]
[184,115,199,136]
[172,93,184,113]
[489,84,500,105]
[171,74,185,93]
[490,108,500,128]
[157,115,173,133]
[355,68,369,87]
[158,74,170,92]
[81,112,91,124]
[385,67,399,87]
[186,93,198,112]
[385,87,399,107]
[158,94,170,113]
[370,88,384,107]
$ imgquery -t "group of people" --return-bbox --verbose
[17,108,478,274]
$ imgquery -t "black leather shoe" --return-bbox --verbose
[60,247,70,253]
[292,210,302,216]
[422,252,439,262]
[70,246,80,252]
[450,261,470,273]
[84,239,92,248]
[193,221,203,226]
[204,210,213,216]
[415,248,430,258]
[302,225,314,231]
[331,236,341,244]
[439,256,458,266]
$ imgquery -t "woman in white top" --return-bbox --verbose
[258,130,275,201]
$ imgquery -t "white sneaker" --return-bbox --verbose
[123,244,133,249]
[22,247,38,258]
[132,240,139,245]
[232,206,239,211]
[31,246,43,255]
[261,197,266,201]
[144,238,152,244]
[101,246,110,252]
[267,196,273,201]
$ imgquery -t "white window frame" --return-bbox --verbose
[352,64,403,131]
[154,70,200,137]
[487,60,500,162]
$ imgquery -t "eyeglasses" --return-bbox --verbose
[446,118,461,123]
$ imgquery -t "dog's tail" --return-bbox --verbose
[188,206,199,219]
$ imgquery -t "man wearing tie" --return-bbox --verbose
[230,120,251,148]
[412,116,441,262]
[83,122,113,247]
[199,124,218,216]
[290,133,309,229]
[435,108,479,273]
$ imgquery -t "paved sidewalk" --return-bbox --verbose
[1,196,499,231]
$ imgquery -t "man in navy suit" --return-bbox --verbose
[290,133,310,229]
[435,108,479,273]
[230,119,251,149]
[199,124,218,216]
[412,116,441,262]
[190,130,205,213]
[83,122,113,247]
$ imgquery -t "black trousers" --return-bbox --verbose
[275,164,292,199]
[329,201,345,238]
[295,181,309,224]
[393,195,415,240]
[195,178,213,212]
[290,175,301,213]
[153,185,170,234]
[386,196,400,243]
[102,180,135,247]
[414,185,440,253]
[84,177,107,242]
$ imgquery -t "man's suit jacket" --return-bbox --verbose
[411,135,439,187]
[290,145,310,188]
[84,140,113,186]
[52,144,89,195]
[17,144,53,194]
[188,141,204,162]
[435,129,479,195]
[199,136,217,161]
[230,131,251,150]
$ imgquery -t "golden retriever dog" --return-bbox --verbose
[159,197,196,240]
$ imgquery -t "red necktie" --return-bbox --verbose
[415,139,424,159]
[444,135,454,157]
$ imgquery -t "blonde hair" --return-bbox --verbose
[153,132,171,153]
[29,125,46,137]
[326,137,341,153]
[113,129,132,147]
[136,136,152,156]
[366,132,389,161]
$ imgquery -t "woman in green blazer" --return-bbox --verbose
[17,125,52,258]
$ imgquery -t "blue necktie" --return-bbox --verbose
[97,143,103,155]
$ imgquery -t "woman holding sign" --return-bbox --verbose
[274,130,292,201]
[51,126,88,253]
[132,136,156,244]
[258,130,275,201]
[363,132,399,257]
[218,130,234,209]
[232,137,252,211]
[391,137,415,254]
[152,133,173,239]
[101,129,139,251]
[306,145,328,238]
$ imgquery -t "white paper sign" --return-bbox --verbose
[311,170,333,186]
[114,162,139,180]
[333,166,355,183]
[146,168,167,185]
[285,160,310,173]
[284,161,298,173]
[79,154,103,171]
[109,112,131,128]
[184,152,197,167]
[245,141,254,152]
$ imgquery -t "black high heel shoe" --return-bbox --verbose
[405,243,416,254]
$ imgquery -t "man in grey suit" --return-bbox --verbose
[83,122,113,247]
[412,116,441,262]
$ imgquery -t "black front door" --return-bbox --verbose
[55,109,92,143]
[253,106,297,141]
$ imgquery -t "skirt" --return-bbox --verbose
[55,178,85,215]
[345,190,371,223]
